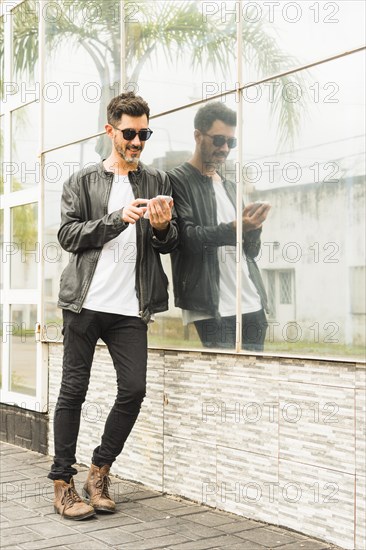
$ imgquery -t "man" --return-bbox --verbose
[48,92,178,520]
[168,101,270,351]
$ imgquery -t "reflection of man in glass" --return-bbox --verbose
[168,102,270,350]
[48,92,178,520]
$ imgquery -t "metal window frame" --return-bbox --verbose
[0,0,47,411]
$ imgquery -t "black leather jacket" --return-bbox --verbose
[167,162,268,318]
[57,161,179,323]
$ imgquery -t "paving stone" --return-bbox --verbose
[0,516,50,529]
[17,466,51,478]
[214,519,260,533]
[89,526,141,546]
[222,542,266,550]
[0,445,29,456]
[141,496,189,511]
[161,520,225,540]
[127,489,163,501]
[2,481,53,505]
[123,505,172,522]
[22,504,58,517]
[167,505,207,517]
[0,526,44,547]
[65,541,111,550]
[122,526,175,539]
[116,499,151,511]
[19,533,94,550]
[0,472,31,483]
[27,521,80,538]
[278,541,335,549]
[8,494,53,509]
[162,534,245,549]
[69,513,141,533]
[110,481,141,503]
[116,533,191,549]
[0,504,39,520]
[236,526,298,547]
[119,517,187,533]
[180,511,236,527]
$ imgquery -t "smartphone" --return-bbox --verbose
[250,200,270,212]
[144,195,173,218]
[156,195,173,203]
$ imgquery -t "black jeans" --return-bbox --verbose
[48,309,147,482]
[194,309,268,351]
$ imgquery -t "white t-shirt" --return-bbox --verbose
[83,174,140,316]
[182,174,261,324]
[213,176,261,316]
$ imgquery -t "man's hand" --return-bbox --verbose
[148,197,173,233]
[242,202,271,232]
[122,199,148,224]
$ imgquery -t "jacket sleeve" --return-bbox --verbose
[168,171,236,254]
[149,172,179,254]
[57,172,128,254]
[243,228,262,259]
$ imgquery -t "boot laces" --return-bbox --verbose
[61,483,82,513]
[96,473,111,499]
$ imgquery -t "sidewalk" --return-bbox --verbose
[0,442,344,550]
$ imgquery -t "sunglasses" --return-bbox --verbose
[203,133,237,149]
[111,126,153,141]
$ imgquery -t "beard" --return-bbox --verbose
[200,142,228,172]
[114,139,142,165]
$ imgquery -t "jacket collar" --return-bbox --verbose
[98,159,157,177]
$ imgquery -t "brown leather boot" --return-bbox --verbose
[54,478,95,520]
[83,464,116,513]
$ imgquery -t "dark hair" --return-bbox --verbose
[194,102,237,133]
[107,92,150,125]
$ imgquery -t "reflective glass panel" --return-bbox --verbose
[125,0,236,115]
[10,304,37,395]
[12,0,38,89]
[10,202,38,289]
[44,0,120,149]
[0,208,3,290]
[0,115,3,194]
[0,304,2,389]
[43,137,102,328]
[11,102,39,191]
[239,0,365,83]
[147,97,239,349]
[0,16,4,102]
[241,51,365,359]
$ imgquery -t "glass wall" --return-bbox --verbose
[241,50,365,356]
[0,0,365,409]
[43,137,103,326]
[1,1,42,409]
[44,0,120,149]
[11,103,39,191]
[125,0,237,114]
[9,304,37,395]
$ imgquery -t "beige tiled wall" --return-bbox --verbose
[48,344,365,550]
